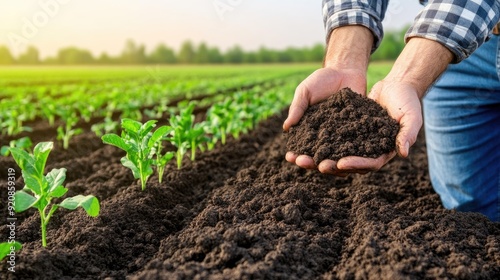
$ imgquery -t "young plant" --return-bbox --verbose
[40,98,57,126]
[91,117,119,137]
[187,122,209,161]
[1,137,32,157]
[166,102,208,168]
[0,242,22,261]
[118,100,142,120]
[144,99,170,119]
[57,107,83,149]
[1,109,33,136]
[205,99,235,145]
[10,142,100,247]
[102,119,168,190]
[153,139,174,183]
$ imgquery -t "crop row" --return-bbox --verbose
[0,76,298,258]
[0,70,307,139]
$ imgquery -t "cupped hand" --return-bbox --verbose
[283,68,421,176]
[368,79,423,158]
[283,67,366,131]
[284,67,397,176]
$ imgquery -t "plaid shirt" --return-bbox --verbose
[323,0,500,62]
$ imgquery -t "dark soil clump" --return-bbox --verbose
[286,88,399,164]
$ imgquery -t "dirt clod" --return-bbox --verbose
[286,88,399,164]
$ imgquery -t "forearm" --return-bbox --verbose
[324,25,373,72]
[406,0,500,63]
[385,37,453,98]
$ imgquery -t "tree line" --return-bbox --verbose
[0,28,406,65]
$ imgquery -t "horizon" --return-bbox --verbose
[1,1,423,59]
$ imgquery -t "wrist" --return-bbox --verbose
[385,37,453,98]
[324,25,373,71]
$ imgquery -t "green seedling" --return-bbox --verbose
[118,100,142,120]
[57,107,83,149]
[91,117,119,137]
[153,140,174,183]
[102,119,168,190]
[205,98,235,145]
[187,122,208,161]
[10,142,100,247]
[1,137,32,157]
[1,109,33,136]
[0,242,22,261]
[77,103,96,123]
[40,98,57,126]
[166,102,208,168]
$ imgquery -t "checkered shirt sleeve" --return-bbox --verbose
[407,0,500,63]
[322,0,389,53]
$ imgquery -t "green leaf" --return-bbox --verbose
[14,137,33,150]
[33,142,53,175]
[0,146,10,156]
[141,120,158,136]
[59,195,100,217]
[149,126,170,147]
[143,164,153,178]
[14,190,37,212]
[121,119,141,133]
[102,134,129,151]
[12,143,50,194]
[46,168,66,193]
[72,128,83,136]
[121,157,141,179]
[158,151,174,165]
[0,242,22,261]
[9,147,35,174]
[22,175,45,195]
[51,185,68,198]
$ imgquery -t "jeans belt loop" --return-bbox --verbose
[493,22,500,35]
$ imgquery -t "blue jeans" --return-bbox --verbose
[423,35,500,222]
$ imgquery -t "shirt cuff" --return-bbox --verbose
[324,9,384,54]
[405,1,500,63]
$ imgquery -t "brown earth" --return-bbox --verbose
[1,110,499,280]
[286,88,399,165]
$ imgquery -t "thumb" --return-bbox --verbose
[395,109,423,158]
[283,85,309,131]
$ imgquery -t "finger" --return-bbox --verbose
[395,110,423,158]
[337,151,396,171]
[317,160,352,177]
[283,84,309,131]
[317,159,338,174]
[295,155,317,169]
[285,152,298,163]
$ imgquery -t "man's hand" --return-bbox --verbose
[368,80,422,158]
[283,67,391,176]
[283,67,366,131]
[283,26,395,176]
[370,37,454,157]
[283,28,453,176]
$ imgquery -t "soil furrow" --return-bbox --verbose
[0,111,287,279]
[132,128,355,279]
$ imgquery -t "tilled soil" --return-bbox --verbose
[1,111,499,280]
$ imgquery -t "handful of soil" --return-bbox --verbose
[286,88,399,165]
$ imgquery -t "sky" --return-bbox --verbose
[0,1,424,58]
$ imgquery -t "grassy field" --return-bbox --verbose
[0,62,392,87]
[0,62,393,140]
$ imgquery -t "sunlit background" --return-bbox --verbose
[0,0,423,62]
